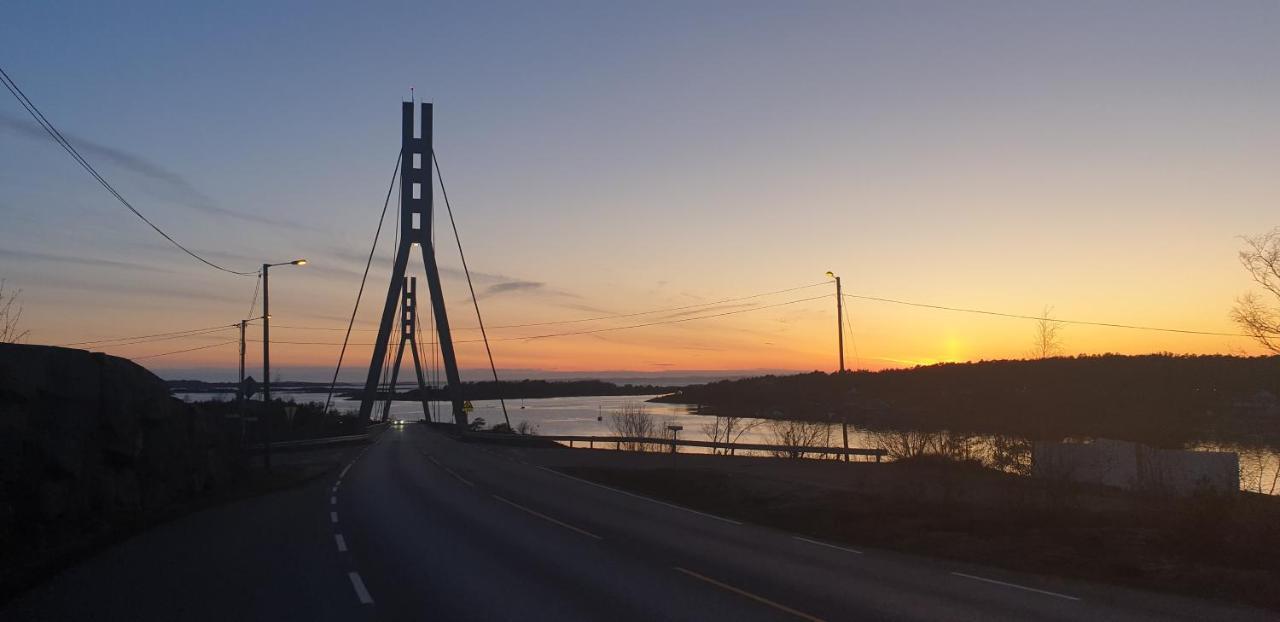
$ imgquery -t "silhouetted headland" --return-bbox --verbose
[653,354,1280,447]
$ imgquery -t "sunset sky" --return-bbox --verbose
[2,1,1277,381]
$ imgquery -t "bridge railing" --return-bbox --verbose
[538,434,887,462]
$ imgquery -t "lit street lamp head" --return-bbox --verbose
[826,271,836,279]
[263,259,309,269]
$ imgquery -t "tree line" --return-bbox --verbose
[654,354,1280,447]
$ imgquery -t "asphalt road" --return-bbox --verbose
[4,424,1274,621]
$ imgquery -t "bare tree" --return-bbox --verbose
[609,402,657,451]
[1029,305,1063,359]
[701,415,765,455]
[1231,228,1280,353]
[765,419,828,458]
[0,280,28,343]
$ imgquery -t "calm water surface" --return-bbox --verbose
[176,391,1280,493]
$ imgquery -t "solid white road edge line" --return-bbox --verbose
[443,467,475,487]
[951,572,1082,601]
[674,566,825,622]
[534,465,742,526]
[792,536,863,555]
[492,494,603,540]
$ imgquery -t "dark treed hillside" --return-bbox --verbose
[654,355,1280,447]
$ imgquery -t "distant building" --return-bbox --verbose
[1032,438,1238,496]
[1231,390,1280,418]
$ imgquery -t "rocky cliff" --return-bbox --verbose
[0,344,238,565]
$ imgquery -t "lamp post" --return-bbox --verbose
[261,259,307,403]
[824,270,844,371]
[260,259,306,471]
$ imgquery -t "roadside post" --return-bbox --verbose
[667,425,683,455]
[842,416,850,462]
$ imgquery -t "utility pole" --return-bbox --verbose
[262,264,271,404]
[259,259,305,472]
[827,271,845,373]
[238,319,247,415]
[260,259,307,404]
[261,264,271,472]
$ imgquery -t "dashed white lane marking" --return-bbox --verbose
[792,536,863,555]
[330,496,337,505]
[492,494,603,540]
[674,566,825,622]
[348,571,374,605]
[951,572,1081,601]
[534,465,742,526]
[339,464,352,478]
[335,534,348,552]
[331,511,339,523]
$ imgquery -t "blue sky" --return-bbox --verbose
[2,1,1278,380]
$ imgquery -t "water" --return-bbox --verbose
[175,391,1280,492]
[174,391,885,456]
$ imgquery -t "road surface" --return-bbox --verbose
[3,424,1273,621]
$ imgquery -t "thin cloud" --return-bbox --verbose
[482,280,545,297]
[0,248,175,273]
[0,113,310,230]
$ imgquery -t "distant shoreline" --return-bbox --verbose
[168,379,684,402]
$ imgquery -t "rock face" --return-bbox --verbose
[0,344,238,556]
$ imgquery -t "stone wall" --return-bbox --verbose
[0,344,239,557]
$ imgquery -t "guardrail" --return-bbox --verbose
[247,423,387,452]
[539,435,887,461]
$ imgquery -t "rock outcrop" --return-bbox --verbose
[0,344,238,558]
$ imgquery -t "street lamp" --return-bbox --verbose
[260,259,305,472]
[262,259,307,404]
[827,271,844,373]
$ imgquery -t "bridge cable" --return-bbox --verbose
[322,152,402,414]
[433,151,511,428]
[0,66,257,277]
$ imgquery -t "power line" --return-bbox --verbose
[473,281,831,330]
[495,294,830,342]
[86,328,235,348]
[246,273,263,319]
[842,293,1260,337]
[0,65,257,276]
[247,294,831,346]
[59,324,237,347]
[132,340,238,360]
[270,281,832,333]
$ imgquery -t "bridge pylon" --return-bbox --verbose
[359,103,466,428]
